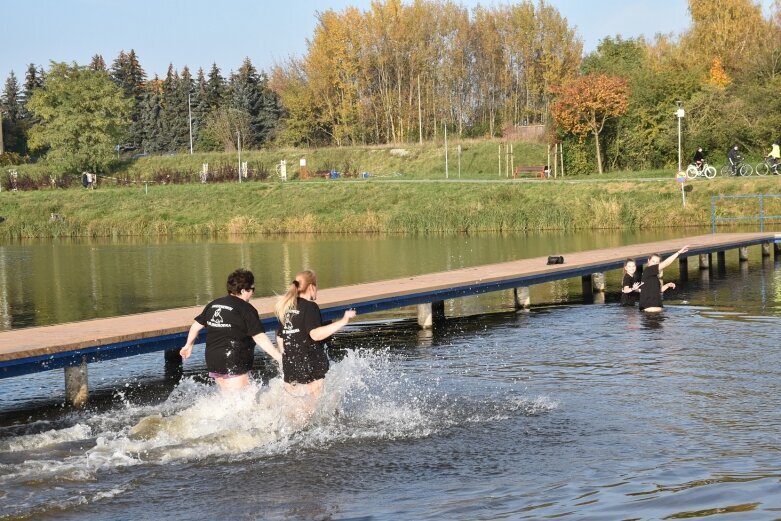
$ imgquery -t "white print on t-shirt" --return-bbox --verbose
[208,307,232,328]
[282,309,300,335]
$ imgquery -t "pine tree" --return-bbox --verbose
[2,72,21,121]
[22,63,43,119]
[1,71,25,153]
[160,64,189,151]
[90,54,107,72]
[229,58,281,147]
[192,68,210,148]
[206,63,225,110]
[139,76,163,153]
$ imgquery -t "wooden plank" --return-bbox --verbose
[0,232,776,366]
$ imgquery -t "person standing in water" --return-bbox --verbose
[180,268,282,391]
[638,246,689,312]
[275,270,356,399]
[620,258,643,306]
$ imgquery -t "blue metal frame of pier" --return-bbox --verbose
[1,235,778,380]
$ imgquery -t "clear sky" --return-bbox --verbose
[0,0,775,86]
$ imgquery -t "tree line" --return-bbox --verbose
[1,0,781,175]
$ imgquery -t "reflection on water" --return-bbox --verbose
[1,228,712,331]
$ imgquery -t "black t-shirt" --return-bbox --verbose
[638,264,662,310]
[195,294,264,374]
[620,272,639,306]
[276,298,328,384]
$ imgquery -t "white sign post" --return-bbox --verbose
[676,171,687,208]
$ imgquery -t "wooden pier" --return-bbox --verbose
[1,232,778,405]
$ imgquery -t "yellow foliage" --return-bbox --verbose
[707,57,732,87]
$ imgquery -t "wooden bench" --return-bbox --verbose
[513,165,547,179]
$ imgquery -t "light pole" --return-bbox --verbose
[236,131,241,183]
[188,93,193,155]
[676,101,685,173]
[0,110,5,155]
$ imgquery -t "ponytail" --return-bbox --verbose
[275,270,317,323]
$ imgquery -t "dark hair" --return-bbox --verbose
[226,268,255,295]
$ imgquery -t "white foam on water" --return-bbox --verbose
[0,349,556,487]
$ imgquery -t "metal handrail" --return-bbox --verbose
[711,194,781,233]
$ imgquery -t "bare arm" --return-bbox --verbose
[179,321,205,360]
[253,331,282,365]
[276,336,285,355]
[310,310,357,342]
[659,246,689,271]
[622,282,643,293]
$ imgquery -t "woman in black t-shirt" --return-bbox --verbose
[638,246,689,312]
[275,270,356,398]
[620,258,643,306]
[180,268,281,391]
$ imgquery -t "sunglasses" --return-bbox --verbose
[246,286,255,292]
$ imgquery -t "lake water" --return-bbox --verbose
[1,230,780,519]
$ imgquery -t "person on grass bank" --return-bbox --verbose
[275,270,356,400]
[180,268,282,391]
[620,258,643,306]
[638,246,689,312]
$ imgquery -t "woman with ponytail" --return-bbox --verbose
[275,270,356,398]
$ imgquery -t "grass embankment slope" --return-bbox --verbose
[1,176,779,239]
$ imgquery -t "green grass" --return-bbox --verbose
[1,175,779,239]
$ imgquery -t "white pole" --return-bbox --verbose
[444,123,449,179]
[677,116,682,173]
[237,131,241,183]
[188,93,193,155]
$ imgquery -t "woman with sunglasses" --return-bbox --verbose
[180,268,281,391]
[275,270,356,400]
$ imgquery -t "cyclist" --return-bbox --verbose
[693,147,705,171]
[727,145,741,175]
[767,142,780,174]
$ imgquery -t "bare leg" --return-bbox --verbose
[214,373,250,391]
[642,307,663,313]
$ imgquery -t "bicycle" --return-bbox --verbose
[685,162,716,179]
[720,161,752,177]
[686,162,716,179]
[754,157,779,176]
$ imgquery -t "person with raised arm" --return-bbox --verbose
[638,246,689,312]
[275,270,356,399]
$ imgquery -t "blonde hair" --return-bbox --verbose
[275,270,317,323]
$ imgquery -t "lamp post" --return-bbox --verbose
[188,93,193,155]
[676,101,685,173]
[0,110,5,155]
[236,131,242,183]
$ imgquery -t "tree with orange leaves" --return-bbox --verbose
[551,74,629,174]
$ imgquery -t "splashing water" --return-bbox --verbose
[0,349,555,518]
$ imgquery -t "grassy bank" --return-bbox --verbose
[1,176,779,239]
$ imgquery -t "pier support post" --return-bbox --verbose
[739,246,749,262]
[761,243,771,257]
[64,357,88,407]
[592,273,606,304]
[417,300,445,329]
[717,251,726,273]
[513,287,531,310]
[698,253,710,270]
[581,275,594,304]
[678,257,689,283]
[164,349,183,380]
[775,243,781,258]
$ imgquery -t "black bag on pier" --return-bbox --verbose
[546,255,564,265]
